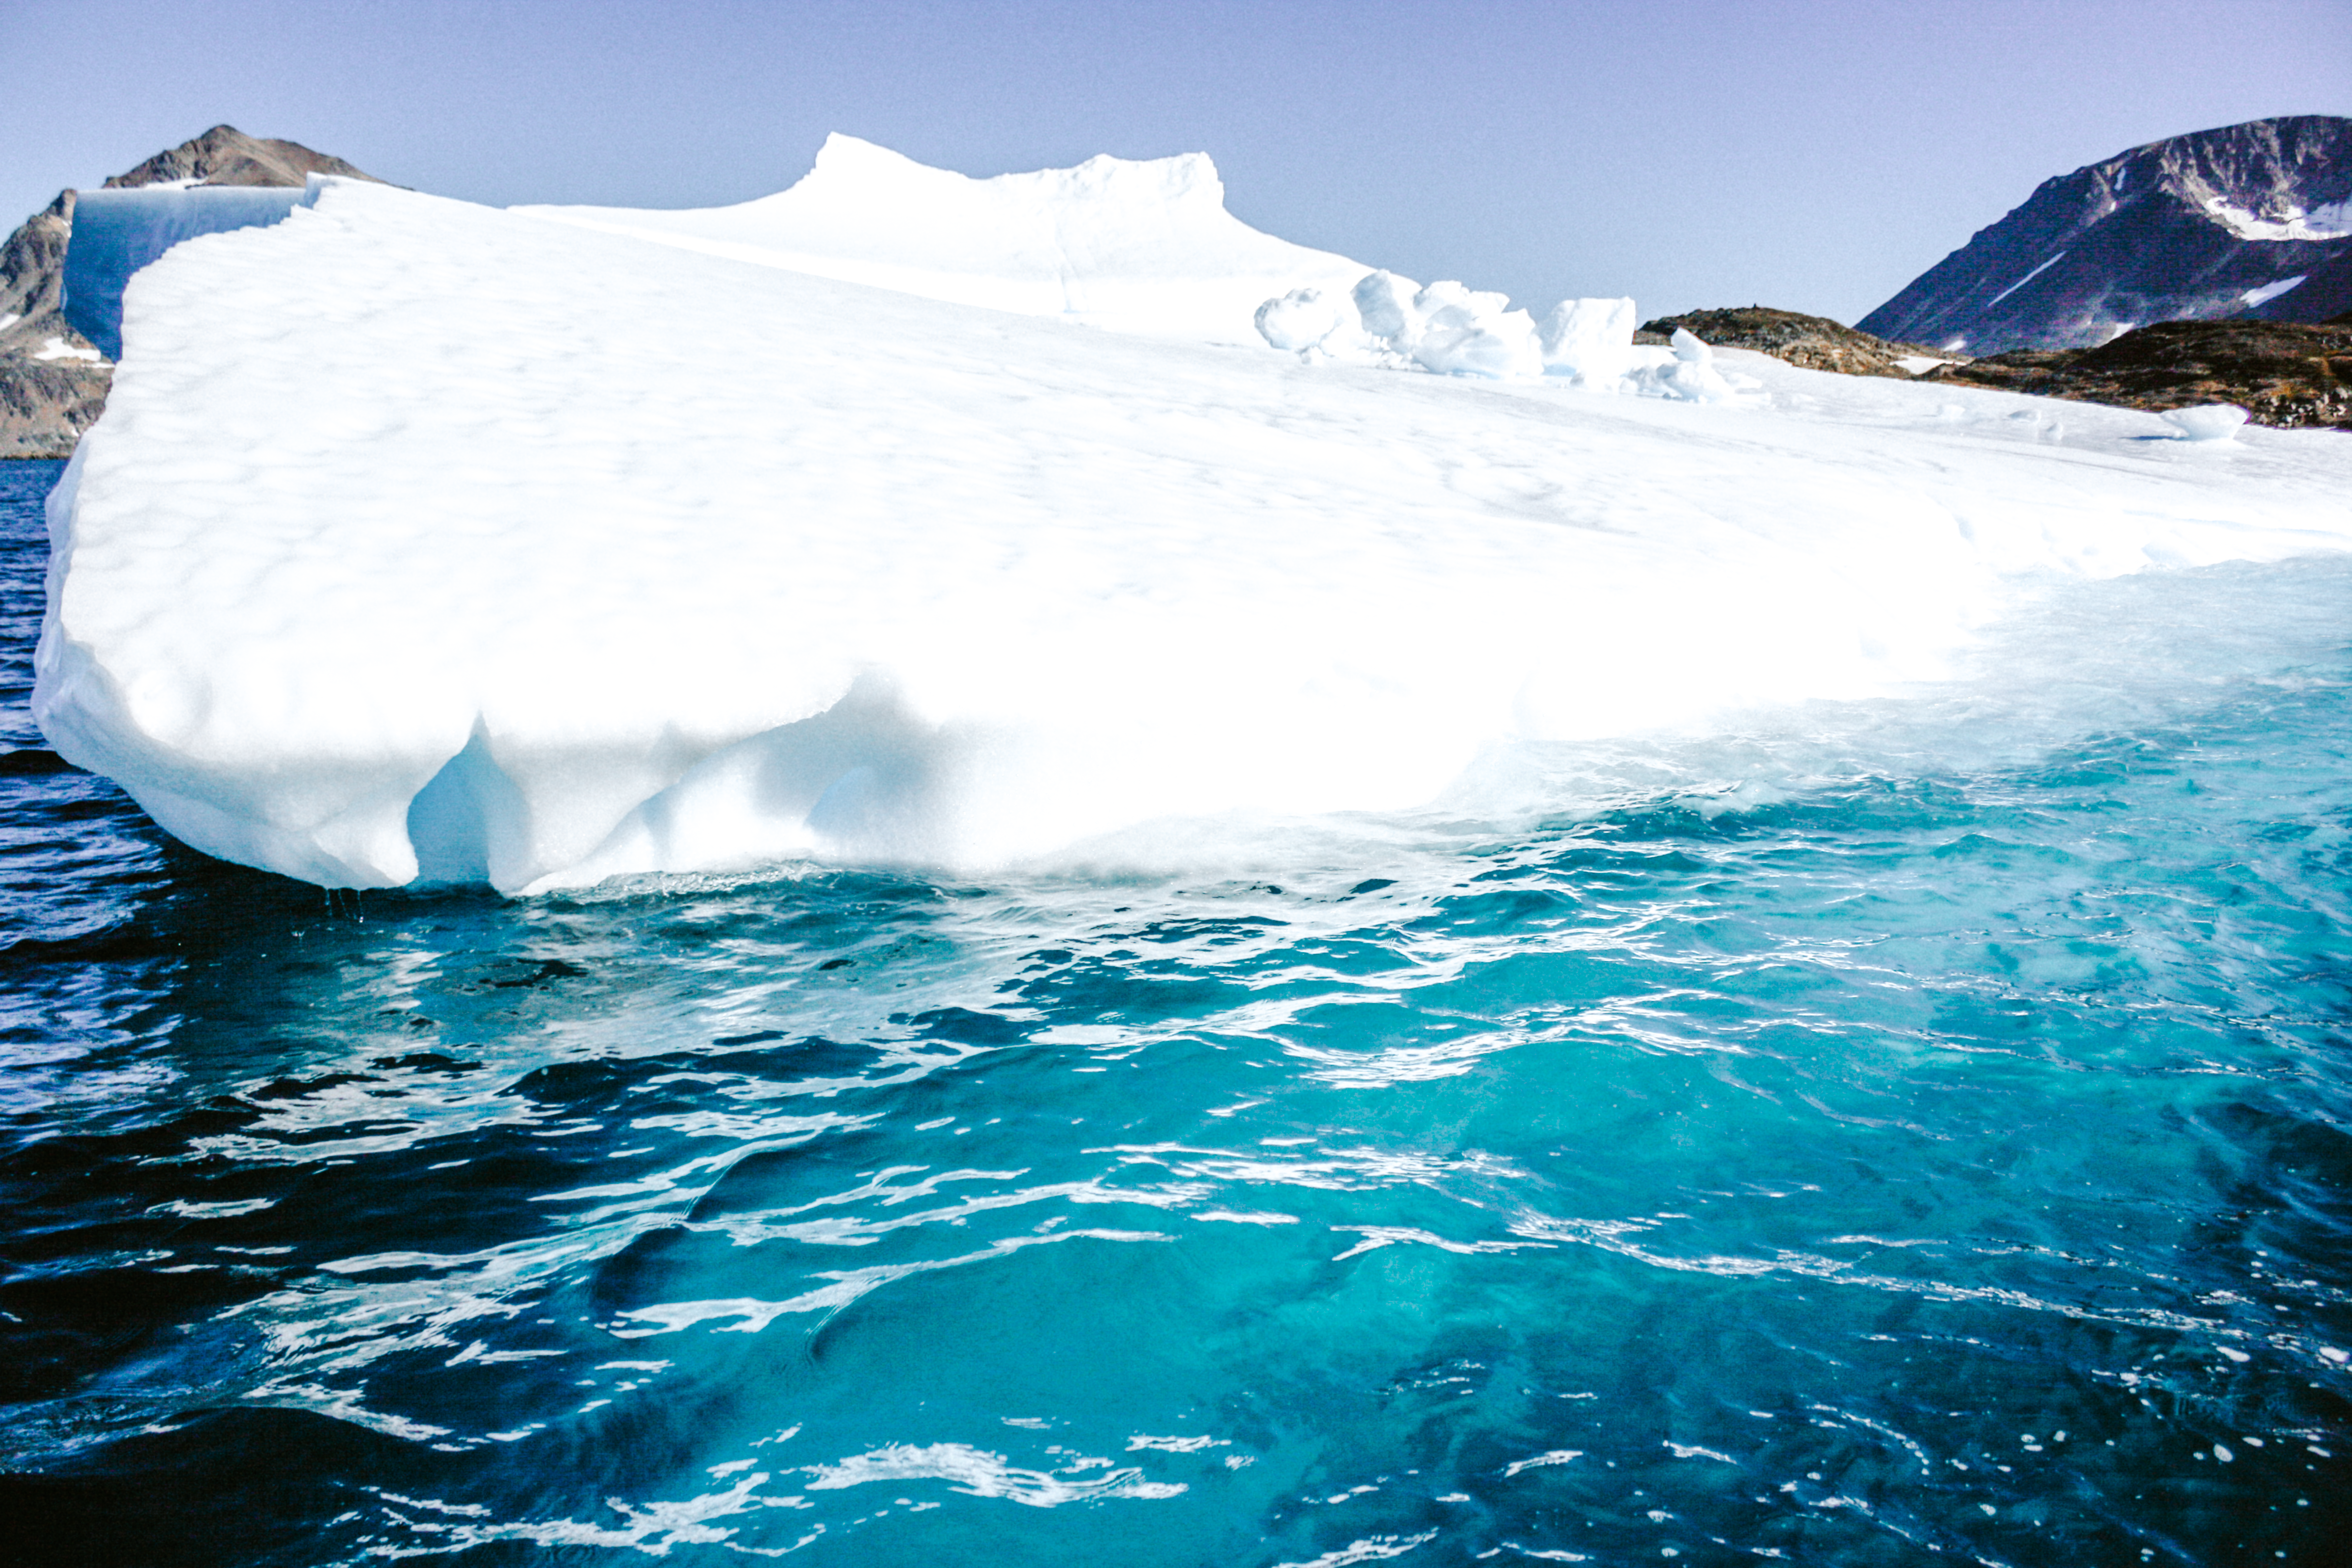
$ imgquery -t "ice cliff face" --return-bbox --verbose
[0,126,383,457]
[520,133,1370,345]
[1858,116,2352,354]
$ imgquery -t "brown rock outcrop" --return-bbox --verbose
[1922,315,2352,429]
[101,124,384,193]
[1637,305,1942,378]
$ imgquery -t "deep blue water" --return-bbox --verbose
[2,454,2348,1567]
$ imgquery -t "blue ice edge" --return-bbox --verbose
[61,177,329,360]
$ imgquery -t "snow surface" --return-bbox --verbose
[35,179,2352,894]
[517,134,1366,345]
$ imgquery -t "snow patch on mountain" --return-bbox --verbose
[2202,196,2352,243]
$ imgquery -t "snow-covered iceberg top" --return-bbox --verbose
[516,133,1368,345]
[35,180,2352,894]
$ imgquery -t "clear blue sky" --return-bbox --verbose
[5,0,2347,323]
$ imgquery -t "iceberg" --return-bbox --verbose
[35,178,2352,894]
[516,134,1368,345]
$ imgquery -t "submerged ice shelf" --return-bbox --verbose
[33,178,2352,895]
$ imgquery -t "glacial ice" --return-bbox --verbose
[35,177,2352,894]
[517,134,1367,346]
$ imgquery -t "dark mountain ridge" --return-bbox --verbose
[1859,116,2351,356]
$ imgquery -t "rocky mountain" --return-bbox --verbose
[1859,116,2352,356]
[0,126,383,459]
[1636,305,1942,378]
[100,123,380,192]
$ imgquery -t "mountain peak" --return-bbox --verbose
[101,124,384,191]
[1859,115,2352,354]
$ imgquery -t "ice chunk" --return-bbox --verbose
[1413,280,1513,324]
[518,134,1368,347]
[1254,286,1346,353]
[1312,279,1719,397]
[2162,404,2250,442]
[1411,306,1543,379]
[36,181,2352,893]
[1350,270,1422,344]
[1617,328,1739,402]
[1538,298,1637,385]
[1336,275,1545,379]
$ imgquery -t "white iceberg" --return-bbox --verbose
[517,133,1368,346]
[35,179,2352,894]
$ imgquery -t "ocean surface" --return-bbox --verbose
[2,454,2347,1566]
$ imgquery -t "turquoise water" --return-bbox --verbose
[2,456,2348,1565]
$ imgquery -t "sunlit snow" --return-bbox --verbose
[518,134,1365,345]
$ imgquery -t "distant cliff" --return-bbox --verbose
[0,126,385,459]
[1859,116,2351,356]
